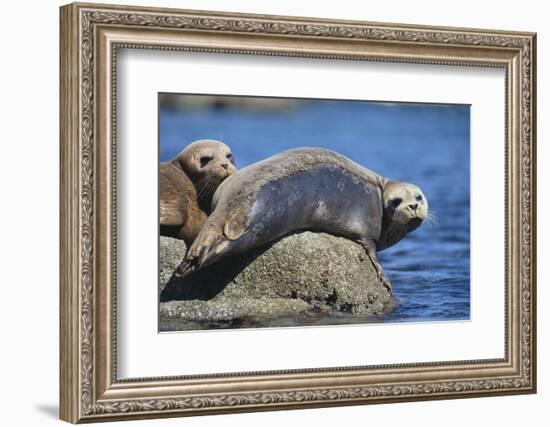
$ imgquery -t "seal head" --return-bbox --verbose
[174,139,237,213]
[378,180,428,250]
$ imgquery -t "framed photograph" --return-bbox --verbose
[60,2,537,423]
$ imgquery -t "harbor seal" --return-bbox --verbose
[175,147,428,292]
[160,139,236,245]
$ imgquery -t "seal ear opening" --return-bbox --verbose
[223,211,249,241]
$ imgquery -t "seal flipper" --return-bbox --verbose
[358,239,392,295]
[174,255,198,278]
[174,222,233,278]
[223,209,249,240]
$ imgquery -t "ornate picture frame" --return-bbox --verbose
[59,2,536,423]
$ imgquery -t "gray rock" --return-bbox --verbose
[159,233,393,328]
[160,298,312,322]
[159,236,187,293]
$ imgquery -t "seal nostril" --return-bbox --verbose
[409,203,418,210]
[221,163,228,170]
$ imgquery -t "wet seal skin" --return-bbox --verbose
[176,147,429,293]
[159,139,236,245]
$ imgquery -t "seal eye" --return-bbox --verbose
[416,194,423,202]
[200,156,213,168]
[390,198,402,208]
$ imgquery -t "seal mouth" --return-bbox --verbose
[216,169,234,180]
[407,217,423,232]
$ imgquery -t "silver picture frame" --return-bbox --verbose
[60,2,536,422]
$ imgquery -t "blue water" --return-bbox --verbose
[159,98,470,323]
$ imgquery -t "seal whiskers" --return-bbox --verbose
[425,211,438,225]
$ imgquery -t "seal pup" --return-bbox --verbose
[176,147,428,292]
[160,139,236,245]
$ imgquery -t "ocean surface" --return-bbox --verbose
[159,97,470,325]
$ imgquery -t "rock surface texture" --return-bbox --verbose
[159,233,393,329]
